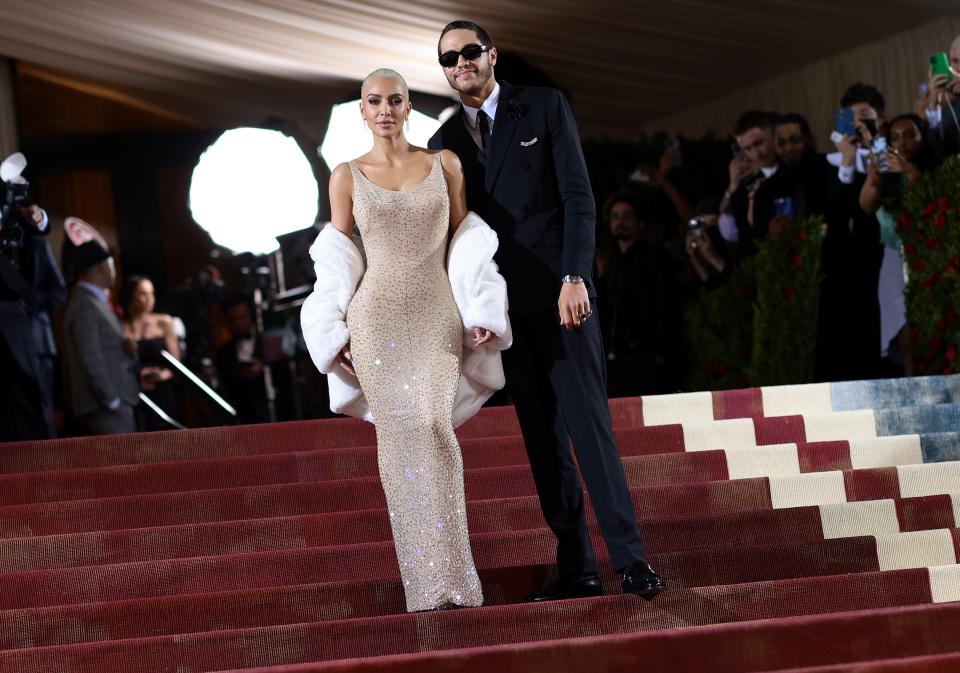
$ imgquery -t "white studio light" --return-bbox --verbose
[319,100,445,171]
[189,127,319,255]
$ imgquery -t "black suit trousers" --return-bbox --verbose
[501,301,646,575]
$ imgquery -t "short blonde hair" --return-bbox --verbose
[361,68,409,99]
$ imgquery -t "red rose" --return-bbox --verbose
[948,311,958,324]
[923,202,938,217]
[798,230,808,241]
[897,214,912,232]
[945,366,955,375]
[923,278,934,292]
[783,287,797,301]
[914,259,926,273]
[927,238,940,251]
[938,319,947,331]
[948,346,958,362]
[935,214,947,229]
[904,243,917,257]
[939,196,951,213]
[930,335,944,351]
[792,255,803,268]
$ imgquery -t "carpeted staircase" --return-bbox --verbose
[3,376,960,672]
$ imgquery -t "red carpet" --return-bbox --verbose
[3,381,960,671]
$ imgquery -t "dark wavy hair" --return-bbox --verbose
[840,82,885,114]
[886,113,940,173]
[120,275,150,317]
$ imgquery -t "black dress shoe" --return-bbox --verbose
[525,574,604,602]
[620,561,665,597]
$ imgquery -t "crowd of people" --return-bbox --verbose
[2,34,959,443]
[596,35,960,396]
[0,212,298,442]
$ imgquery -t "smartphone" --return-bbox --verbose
[930,52,954,82]
[871,136,890,173]
[773,197,795,219]
[834,108,856,137]
[862,118,878,137]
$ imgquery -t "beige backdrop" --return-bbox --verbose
[642,16,960,145]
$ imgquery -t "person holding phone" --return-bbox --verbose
[859,114,940,376]
[752,114,837,242]
[923,36,960,156]
[817,83,888,382]
[719,111,780,254]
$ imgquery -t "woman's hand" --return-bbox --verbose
[472,327,495,346]
[336,344,355,376]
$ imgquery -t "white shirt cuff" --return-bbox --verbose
[837,164,855,185]
[925,105,943,129]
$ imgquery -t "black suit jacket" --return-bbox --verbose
[429,81,597,314]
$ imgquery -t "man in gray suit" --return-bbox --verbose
[63,239,138,435]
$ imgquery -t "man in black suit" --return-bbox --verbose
[429,20,663,600]
[0,203,57,441]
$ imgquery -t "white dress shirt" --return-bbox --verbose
[461,81,501,150]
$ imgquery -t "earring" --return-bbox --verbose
[405,118,410,132]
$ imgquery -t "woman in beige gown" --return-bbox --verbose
[326,69,492,612]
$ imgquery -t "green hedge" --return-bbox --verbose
[898,156,960,374]
[686,216,824,391]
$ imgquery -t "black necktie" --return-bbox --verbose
[477,110,491,153]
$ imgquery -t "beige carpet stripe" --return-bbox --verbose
[641,391,714,425]
[761,383,833,417]
[682,419,757,452]
[876,529,957,571]
[849,435,924,470]
[929,565,960,603]
[819,499,901,540]
[769,471,847,509]
[724,445,800,479]
[803,410,878,442]
[898,463,960,499]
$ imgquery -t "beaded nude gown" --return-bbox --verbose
[345,153,483,612]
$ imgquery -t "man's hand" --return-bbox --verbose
[558,281,591,331]
[835,134,859,168]
[22,205,43,228]
[727,157,753,193]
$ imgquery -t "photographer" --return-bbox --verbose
[685,205,733,290]
[720,111,781,256]
[923,35,960,157]
[859,114,940,375]
[819,83,887,381]
[0,157,58,441]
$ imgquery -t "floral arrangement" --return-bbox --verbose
[898,156,960,374]
[747,215,824,386]
[685,215,823,391]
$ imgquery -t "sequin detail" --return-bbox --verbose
[345,154,482,612]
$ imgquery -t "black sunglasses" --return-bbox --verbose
[438,43,490,68]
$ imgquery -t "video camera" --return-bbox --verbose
[0,153,34,270]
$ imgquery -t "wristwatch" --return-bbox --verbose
[561,275,584,285]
